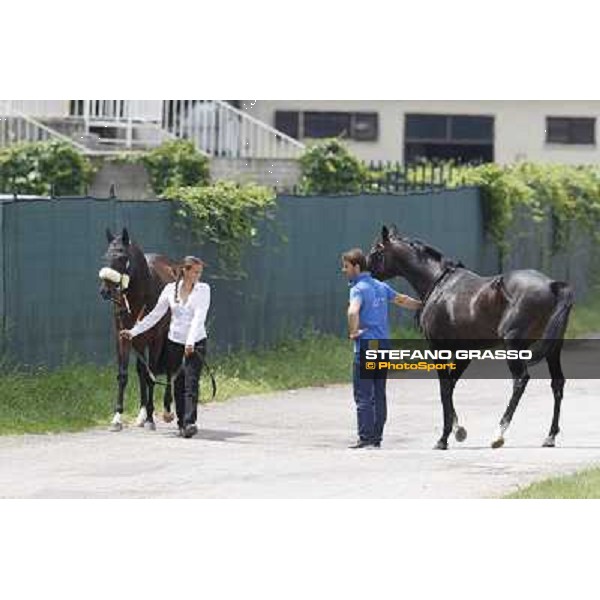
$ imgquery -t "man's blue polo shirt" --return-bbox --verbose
[349,272,398,352]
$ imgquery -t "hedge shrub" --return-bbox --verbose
[0,140,94,196]
[141,139,210,195]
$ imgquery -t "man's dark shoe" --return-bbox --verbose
[183,424,198,439]
[348,439,375,449]
[372,441,381,448]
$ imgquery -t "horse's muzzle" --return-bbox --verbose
[99,285,112,301]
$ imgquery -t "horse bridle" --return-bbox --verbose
[99,265,133,314]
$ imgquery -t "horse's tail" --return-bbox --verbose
[527,281,574,366]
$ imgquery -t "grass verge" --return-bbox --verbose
[0,327,419,435]
[507,467,600,498]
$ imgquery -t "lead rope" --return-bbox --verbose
[128,344,217,400]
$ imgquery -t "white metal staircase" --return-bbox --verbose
[0,101,88,152]
[0,100,305,159]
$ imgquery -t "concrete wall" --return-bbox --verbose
[88,157,301,199]
[244,100,600,165]
[210,157,300,189]
[89,161,153,200]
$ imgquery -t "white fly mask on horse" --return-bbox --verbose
[99,267,130,290]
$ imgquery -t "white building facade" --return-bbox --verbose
[244,100,600,165]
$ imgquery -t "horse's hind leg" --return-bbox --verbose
[145,381,157,431]
[543,344,565,448]
[491,357,530,448]
[162,380,174,423]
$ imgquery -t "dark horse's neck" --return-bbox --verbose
[393,256,448,301]
[126,244,153,312]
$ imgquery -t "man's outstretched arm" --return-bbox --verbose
[392,293,422,311]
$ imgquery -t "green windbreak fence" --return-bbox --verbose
[1,188,594,368]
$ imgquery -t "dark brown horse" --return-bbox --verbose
[99,228,177,431]
[367,225,574,450]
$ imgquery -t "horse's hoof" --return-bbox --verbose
[162,411,174,423]
[144,420,157,431]
[135,407,148,427]
[109,422,123,432]
[491,437,505,449]
[454,426,467,443]
[542,436,556,448]
[434,439,448,450]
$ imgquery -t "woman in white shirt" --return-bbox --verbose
[120,255,210,438]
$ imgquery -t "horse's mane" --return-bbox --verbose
[411,239,464,269]
[390,231,464,270]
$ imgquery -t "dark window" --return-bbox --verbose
[450,116,494,141]
[405,114,448,140]
[404,113,495,166]
[304,112,351,138]
[406,114,495,142]
[405,142,493,165]
[275,111,300,139]
[546,117,595,144]
[275,110,379,141]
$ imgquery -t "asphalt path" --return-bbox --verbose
[1,376,599,498]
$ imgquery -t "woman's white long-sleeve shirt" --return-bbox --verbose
[129,281,211,346]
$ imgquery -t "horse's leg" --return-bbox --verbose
[543,343,565,448]
[491,357,530,448]
[434,369,456,450]
[135,357,149,427]
[143,345,161,430]
[144,380,157,431]
[110,341,130,431]
[162,380,174,423]
[155,335,174,422]
[450,359,471,443]
[434,359,470,449]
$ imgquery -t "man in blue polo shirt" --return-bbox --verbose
[342,248,422,449]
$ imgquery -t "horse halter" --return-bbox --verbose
[369,243,386,277]
[99,266,132,315]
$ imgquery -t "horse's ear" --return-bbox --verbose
[381,225,390,244]
[122,228,130,246]
[106,228,114,243]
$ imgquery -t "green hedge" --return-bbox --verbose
[140,139,210,195]
[0,140,94,196]
[449,162,600,258]
[299,139,368,194]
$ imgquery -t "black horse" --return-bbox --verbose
[367,225,574,450]
[99,228,177,431]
